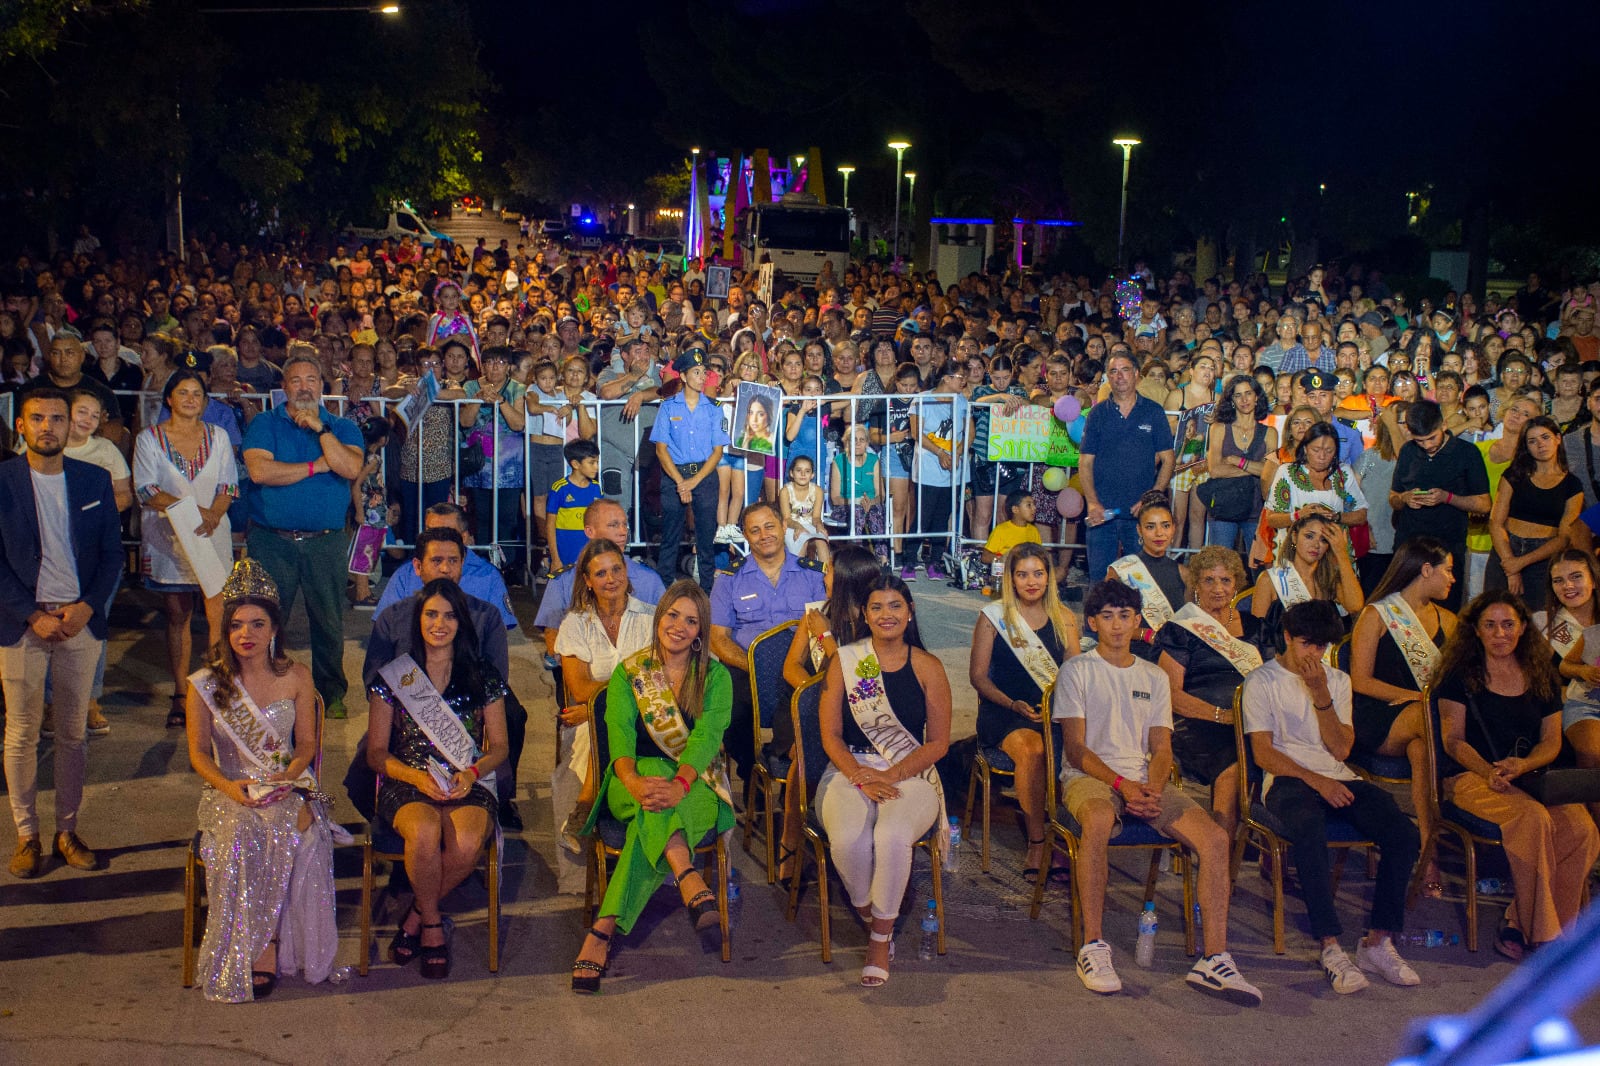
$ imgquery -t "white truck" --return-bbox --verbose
[741,192,851,287]
[346,206,443,247]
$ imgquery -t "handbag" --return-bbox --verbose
[1196,475,1256,522]
[458,430,489,479]
[1349,521,1372,558]
[1464,693,1600,805]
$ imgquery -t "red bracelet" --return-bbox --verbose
[306,460,316,478]
[468,764,480,780]
[1112,774,1124,793]
[1445,491,1454,504]
[673,770,693,793]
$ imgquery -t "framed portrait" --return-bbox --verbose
[706,265,732,301]
[730,381,780,456]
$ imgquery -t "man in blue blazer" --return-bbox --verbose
[1,388,122,878]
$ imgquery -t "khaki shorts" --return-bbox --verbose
[1062,775,1199,838]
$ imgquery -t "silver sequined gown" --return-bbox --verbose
[195,698,338,1003]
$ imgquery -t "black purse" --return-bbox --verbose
[1464,693,1600,806]
[1196,475,1257,521]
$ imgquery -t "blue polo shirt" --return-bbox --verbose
[710,551,826,651]
[1078,394,1175,513]
[649,390,729,466]
[534,558,666,629]
[375,548,518,628]
[241,404,363,530]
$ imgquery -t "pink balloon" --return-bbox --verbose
[1056,487,1085,519]
[1059,395,1082,422]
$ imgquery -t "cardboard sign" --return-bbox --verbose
[987,404,1052,463]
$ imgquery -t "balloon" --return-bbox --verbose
[1054,395,1081,423]
[1041,467,1068,492]
[1067,473,1082,492]
[1057,487,1085,519]
[1067,414,1087,444]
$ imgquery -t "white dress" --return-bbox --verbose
[134,422,237,588]
[195,695,337,1002]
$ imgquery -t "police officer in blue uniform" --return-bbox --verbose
[651,349,727,591]
[709,501,827,784]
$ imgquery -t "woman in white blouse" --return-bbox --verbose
[134,369,238,728]
[552,538,656,842]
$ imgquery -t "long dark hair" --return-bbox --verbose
[410,578,488,697]
[824,544,880,651]
[1435,590,1561,702]
[862,573,925,650]
[162,367,207,410]
[1214,373,1267,426]
[1504,415,1567,484]
[205,596,294,708]
[1368,536,1452,604]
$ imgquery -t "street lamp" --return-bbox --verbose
[887,140,911,258]
[1112,137,1140,271]
[837,165,855,210]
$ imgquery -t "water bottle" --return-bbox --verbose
[1192,902,1202,933]
[918,899,938,960]
[1476,878,1509,895]
[726,867,741,903]
[327,965,354,984]
[1135,902,1158,968]
[945,817,961,872]
[987,558,1004,595]
[1405,930,1459,948]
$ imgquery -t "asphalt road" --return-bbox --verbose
[0,575,1594,1064]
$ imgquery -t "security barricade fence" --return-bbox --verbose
[107,387,1152,589]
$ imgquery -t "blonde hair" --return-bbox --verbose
[999,543,1078,654]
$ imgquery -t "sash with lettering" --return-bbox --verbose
[1372,593,1441,690]
[1544,608,1584,661]
[1170,603,1264,677]
[1268,565,1313,608]
[805,599,829,672]
[836,638,953,868]
[981,601,1061,692]
[1110,555,1175,629]
[188,666,316,791]
[377,654,497,796]
[622,647,734,810]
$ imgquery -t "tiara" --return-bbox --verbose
[221,557,279,606]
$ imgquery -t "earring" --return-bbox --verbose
[691,637,702,652]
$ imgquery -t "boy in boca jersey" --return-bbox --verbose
[546,439,602,573]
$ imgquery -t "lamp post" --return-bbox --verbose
[888,139,910,259]
[837,165,854,210]
[1112,137,1140,271]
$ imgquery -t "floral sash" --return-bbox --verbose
[189,667,315,790]
[1110,554,1175,629]
[1372,594,1441,690]
[836,639,951,867]
[981,602,1060,692]
[1170,604,1264,677]
[622,648,733,808]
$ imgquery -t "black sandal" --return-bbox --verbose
[388,903,423,966]
[686,889,720,932]
[571,927,612,995]
[251,939,279,999]
[418,921,450,979]
[1022,837,1048,880]
[166,696,186,728]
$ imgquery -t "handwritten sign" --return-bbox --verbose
[987,404,1052,463]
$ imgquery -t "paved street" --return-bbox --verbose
[1,575,1595,1064]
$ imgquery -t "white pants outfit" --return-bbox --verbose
[817,753,940,919]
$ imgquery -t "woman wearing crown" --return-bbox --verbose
[185,559,338,1002]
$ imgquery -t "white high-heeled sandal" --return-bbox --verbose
[861,929,895,988]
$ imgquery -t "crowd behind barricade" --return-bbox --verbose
[6,227,1600,1007]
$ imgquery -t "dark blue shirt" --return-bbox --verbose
[241,403,362,530]
[1079,394,1175,513]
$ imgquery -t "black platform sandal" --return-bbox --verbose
[388,903,423,966]
[686,889,720,932]
[418,921,450,979]
[571,927,612,995]
[252,939,279,1000]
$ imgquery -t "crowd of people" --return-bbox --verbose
[4,227,1600,1004]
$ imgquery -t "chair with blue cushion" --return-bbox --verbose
[744,621,798,883]
[1230,684,1375,954]
[1337,635,1413,783]
[1028,682,1196,956]
[582,687,731,962]
[1408,687,1503,951]
[961,740,1016,874]
[1230,589,1253,617]
[787,671,946,962]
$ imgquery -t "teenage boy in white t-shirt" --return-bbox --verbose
[1053,579,1261,1004]
[1242,599,1423,994]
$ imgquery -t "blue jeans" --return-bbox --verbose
[1086,515,1138,585]
[1205,516,1250,553]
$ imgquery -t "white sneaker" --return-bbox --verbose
[1357,936,1421,986]
[1076,939,1122,994]
[713,525,732,544]
[1321,942,1370,994]
[1186,951,1263,1005]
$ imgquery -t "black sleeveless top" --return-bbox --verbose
[843,654,926,749]
[980,620,1066,718]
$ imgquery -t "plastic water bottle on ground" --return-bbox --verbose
[944,817,961,871]
[918,899,938,960]
[1405,930,1460,947]
[1135,902,1158,967]
[726,867,741,902]
[1193,902,1202,932]
[1476,877,1508,895]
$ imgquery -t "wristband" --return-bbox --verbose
[306,460,316,478]
[673,770,693,793]
[1111,775,1124,794]
[1445,491,1454,504]
[468,764,481,780]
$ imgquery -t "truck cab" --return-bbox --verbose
[742,192,851,287]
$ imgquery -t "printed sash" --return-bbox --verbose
[981,601,1061,692]
[622,648,734,809]
[1110,555,1175,629]
[1372,594,1441,690]
[188,667,316,790]
[377,654,497,795]
[837,639,952,867]
[1170,604,1264,676]
[1269,565,1313,608]
[1544,608,1584,661]
[805,600,829,672]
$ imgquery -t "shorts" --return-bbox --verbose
[527,441,566,501]
[1562,696,1600,733]
[1173,467,1209,493]
[1062,775,1199,838]
[886,444,911,481]
[969,460,1024,498]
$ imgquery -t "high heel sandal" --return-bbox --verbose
[166,695,186,728]
[861,930,895,988]
[418,921,450,979]
[571,927,612,995]
[388,903,423,966]
[1022,837,1048,879]
[678,870,721,932]
[251,939,279,999]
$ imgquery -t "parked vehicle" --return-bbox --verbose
[741,192,850,285]
[346,205,442,247]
